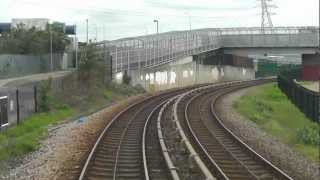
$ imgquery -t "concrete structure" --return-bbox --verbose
[302,54,320,81]
[12,18,49,30]
[0,54,72,79]
[95,26,319,75]
[0,19,76,35]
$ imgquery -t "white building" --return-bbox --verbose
[12,18,49,30]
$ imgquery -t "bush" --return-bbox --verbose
[297,124,320,146]
[122,71,131,85]
[38,78,53,112]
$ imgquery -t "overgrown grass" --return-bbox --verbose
[0,81,145,163]
[234,83,320,163]
[0,105,74,161]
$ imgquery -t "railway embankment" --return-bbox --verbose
[217,83,319,180]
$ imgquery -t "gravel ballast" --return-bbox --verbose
[215,85,319,180]
[1,94,148,180]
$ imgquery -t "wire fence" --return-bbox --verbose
[277,68,319,123]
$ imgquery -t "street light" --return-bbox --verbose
[153,20,159,34]
[153,20,159,65]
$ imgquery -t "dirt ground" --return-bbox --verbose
[2,94,149,180]
[215,85,319,180]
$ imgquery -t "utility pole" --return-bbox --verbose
[86,19,89,44]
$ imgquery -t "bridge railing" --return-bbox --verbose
[95,26,319,73]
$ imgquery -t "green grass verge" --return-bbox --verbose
[0,106,74,161]
[0,82,145,163]
[234,83,319,163]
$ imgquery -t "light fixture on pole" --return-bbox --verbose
[153,20,159,34]
[86,19,89,44]
[153,19,159,65]
[49,22,53,71]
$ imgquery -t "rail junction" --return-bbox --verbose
[79,79,294,180]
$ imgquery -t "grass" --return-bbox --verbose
[0,105,74,161]
[234,83,320,163]
[0,81,145,163]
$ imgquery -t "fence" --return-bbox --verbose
[0,85,38,129]
[277,68,319,123]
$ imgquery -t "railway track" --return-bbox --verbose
[78,86,204,180]
[79,79,293,180]
[177,80,293,180]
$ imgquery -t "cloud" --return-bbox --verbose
[0,0,318,40]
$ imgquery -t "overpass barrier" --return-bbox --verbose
[95,26,319,74]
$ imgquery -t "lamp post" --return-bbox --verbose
[49,23,53,71]
[154,20,159,65]
[153,20,159,34]
[86,19,89,44]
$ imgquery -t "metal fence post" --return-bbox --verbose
[16,89,20,125]
[34,86,38,113]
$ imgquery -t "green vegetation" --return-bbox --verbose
[38,77,53,112]
[0,23,70,54]
[0,105,74,161]
[122,70,132,85]
[234,83,320,163]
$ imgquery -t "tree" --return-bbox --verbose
[78,43,105,89]
[0,23,70,55]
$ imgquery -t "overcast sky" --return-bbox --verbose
[0,0,319,41]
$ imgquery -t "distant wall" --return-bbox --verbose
[0,53,73,79]
[302,53,320,81]
[116,56,255,92]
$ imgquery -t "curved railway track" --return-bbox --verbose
[79,79,294,180]
[79,86,204,180]
[177,80,293,180]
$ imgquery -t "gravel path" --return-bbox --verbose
[215,85,319,180]
[0,70,72,87]
[1,94,148,180]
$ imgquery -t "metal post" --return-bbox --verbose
[115,46,118,73]
[86,19,89,44]
[75,28,78,69]
[16,89,20,125]
[34,86,37,113]
[50,24,53,71]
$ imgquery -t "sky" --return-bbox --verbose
[0,0,319,41]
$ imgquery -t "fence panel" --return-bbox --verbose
[277,70,319,123]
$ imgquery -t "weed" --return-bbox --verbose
[235,83,319,162]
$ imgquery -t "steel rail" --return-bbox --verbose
[174,91,216,180]
[142,101,167,180]
[210,81,293,180]
[157,96,181,180]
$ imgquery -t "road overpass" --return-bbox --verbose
[96,26,319,74]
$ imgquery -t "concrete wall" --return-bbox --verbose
[115,55,255,92]
[0,53,71,79]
